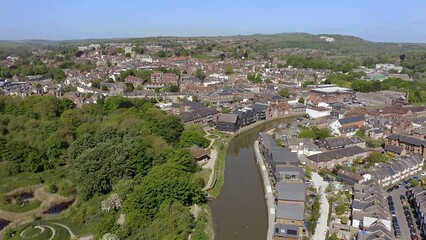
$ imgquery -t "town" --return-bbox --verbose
[1,35,426,240]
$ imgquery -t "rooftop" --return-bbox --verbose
[307,146,368,163]
[276,182,306,202]
[275,203,304,221]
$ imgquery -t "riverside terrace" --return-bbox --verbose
[306,146,369,170]
[258,132,306,240]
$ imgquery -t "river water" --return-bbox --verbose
[208,117,294,240]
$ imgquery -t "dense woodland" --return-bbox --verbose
[0,96,210,239]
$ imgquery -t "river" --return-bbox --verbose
[208,117,295,240]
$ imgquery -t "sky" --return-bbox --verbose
[1,0,425,43]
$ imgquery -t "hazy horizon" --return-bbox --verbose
[1,0,425,43]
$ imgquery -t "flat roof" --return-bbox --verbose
[311,86,353,93]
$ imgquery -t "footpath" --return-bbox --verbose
[311,172,330,240]
[254,140,274,240]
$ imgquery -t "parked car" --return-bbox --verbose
[411,234,419,240]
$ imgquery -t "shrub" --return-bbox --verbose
[341,216,349,224]
[49,184,58,193]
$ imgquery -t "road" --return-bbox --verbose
[390,187,419,239]
[311,172,329,240]
[254,140,274,240]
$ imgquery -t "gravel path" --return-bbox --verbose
[202,149,218,191]
[311,172,329,240]
[51,223,75,238]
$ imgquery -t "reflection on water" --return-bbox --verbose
[43,200,74,214]
[209,117,294,240]
[0,219,10,231]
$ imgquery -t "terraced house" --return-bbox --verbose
[259,133,305,240]
[370,154,424,187]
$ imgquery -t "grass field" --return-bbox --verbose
[13,221,72,240]
[0,200,41,213]
[0,166,68,194]
[193,169,212,188]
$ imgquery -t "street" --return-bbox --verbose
[390,187,420,239]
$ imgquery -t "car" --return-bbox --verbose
[401,195,407,200]
[411,234,419,240]
[413,176,419,180]
[395,230,401,238]
[421,172,426,176]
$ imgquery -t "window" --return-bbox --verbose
[287,230,297,235]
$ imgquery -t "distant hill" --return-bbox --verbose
[1,32,426,56]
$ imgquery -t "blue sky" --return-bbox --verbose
[1,0,425,42]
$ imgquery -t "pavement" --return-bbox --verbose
[254,140,274,240]
[311,172,330,240]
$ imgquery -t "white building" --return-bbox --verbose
[306,106,331,119]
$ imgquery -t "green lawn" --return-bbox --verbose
[15,221,71,240]
[193,169,212,188]
[0,166,68,194]
[0,200,41,213]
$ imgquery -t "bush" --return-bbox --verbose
[341,216,349,224]
[15,196,23,206]
[335,203,347,215]
[49,183,58,193]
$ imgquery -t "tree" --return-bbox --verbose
[152,116,184,144]
[133,47,147,54]
[298,97,305,104]
[247,73,262,83]
[147,200,194,240]
[224,65,234,75]
[278,88,290,98]
[73,141,131,199]
[328,233,340,240]
[179,125,209,148]
[123,163,204,222]
[341,216,349,225]
[411,180,419,187]
[157,50,166,58]
[124,83,134,93]
[298,129,316,139]
[168,85,179,93]
[195,69,206,81]
[335,203,347,215]
[355,129,365,138]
